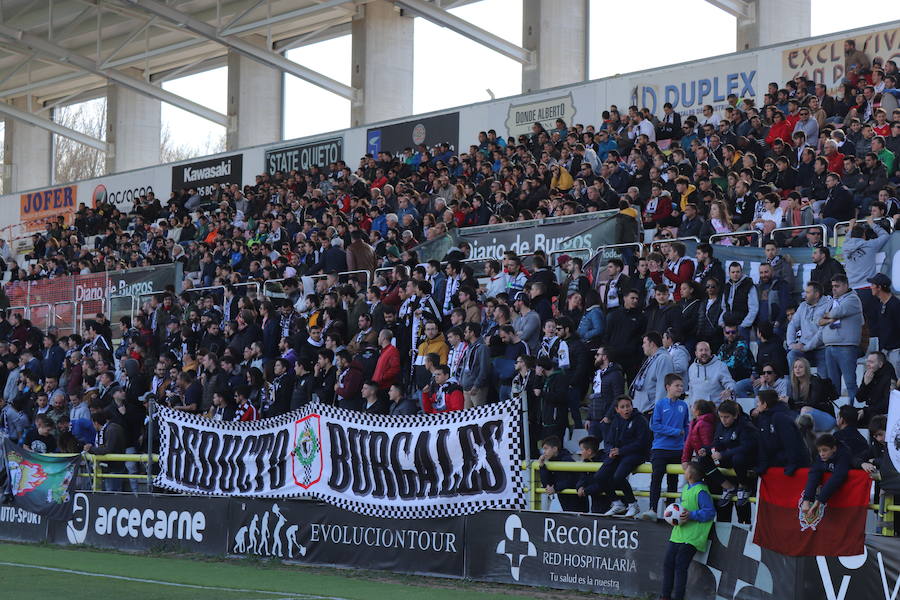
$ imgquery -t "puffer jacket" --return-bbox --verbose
[682,412,716,463]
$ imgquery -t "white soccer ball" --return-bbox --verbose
[663,503,686,526]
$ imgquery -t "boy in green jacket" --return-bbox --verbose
[661,462,715,600]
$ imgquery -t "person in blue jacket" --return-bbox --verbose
[580,395,650,518]
[642,374,690,521]
[802,433,852,519]
[754,389,811,476]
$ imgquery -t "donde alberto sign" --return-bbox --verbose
[154,400,524,519]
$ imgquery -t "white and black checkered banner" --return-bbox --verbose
[154,400,525,518]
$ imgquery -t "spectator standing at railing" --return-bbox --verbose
[85,412,128,492]
[642,374,690,522]
[868,273,900,378]
[842,216,895,327]
[754,390,810,477]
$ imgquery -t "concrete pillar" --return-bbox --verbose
[106,68,161,173]
[350,0,414,127]
[736,0,810,51]
[227,34,283,150]
[522,0,588,94]
[2,96,52,192]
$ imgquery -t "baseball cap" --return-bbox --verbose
[867,273,891,288]
[513,292,529,304]
[556,253,572,267]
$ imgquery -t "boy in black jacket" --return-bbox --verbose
[834,405,868,459]
[697,400,758,510]
[573,436,608,514]
[579,396,650,519]
[802,434,852,518]
[538,436,586,513]
[754,390,810,476]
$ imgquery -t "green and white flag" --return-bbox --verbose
[1,438,81,520]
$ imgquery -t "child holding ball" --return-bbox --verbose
[661,462,715,600]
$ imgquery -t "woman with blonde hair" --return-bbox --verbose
[788,357,836,432]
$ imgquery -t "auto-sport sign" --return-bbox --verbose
[265,137,344,175]
[154,400,524,519]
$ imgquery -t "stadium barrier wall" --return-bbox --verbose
[0,22,897,244]
[2,491,899,600]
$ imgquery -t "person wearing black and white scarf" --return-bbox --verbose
[630,333,674,414]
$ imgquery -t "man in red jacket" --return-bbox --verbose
[372,329,400,390]
[422,365,464,414]
[663,242,695,301]
[823,140,845,175]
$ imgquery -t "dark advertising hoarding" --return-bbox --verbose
[228,499,464,577]
[367,113,459,156]
[171,154,243,197]
[265,138,343,175]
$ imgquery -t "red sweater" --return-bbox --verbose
[372,344,401,390]
[422,383,464,413]
[765,120,793,147]
[681,412,716,463]
[825,151,845,175]
[664,258,695,301]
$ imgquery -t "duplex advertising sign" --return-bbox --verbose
[367,112,459,156]
[229,499,464,577]
[505,93,576,138]
[783,25,900,92]
[155,400,524,519]
[629,57,758,117]
[171,153,243,197]
[20,184,77,232]
[265,137,343,175]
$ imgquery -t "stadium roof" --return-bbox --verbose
[0,0,483,119]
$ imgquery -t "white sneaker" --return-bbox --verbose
[638,509,658,522]
[622,502,641,518]
[602,501,626,517]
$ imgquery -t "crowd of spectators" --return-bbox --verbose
[0,39,895,525]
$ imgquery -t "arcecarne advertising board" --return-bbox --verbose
[154,400,524,519]
[265,137,344,175]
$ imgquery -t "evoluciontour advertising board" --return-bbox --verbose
[228,499,464,577]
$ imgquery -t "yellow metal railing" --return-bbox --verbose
[526,461,897,534]
[50,453,159,491]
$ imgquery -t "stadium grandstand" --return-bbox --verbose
[0,2,899,599]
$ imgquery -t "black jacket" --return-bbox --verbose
[803,445,851,503]
[587,363,626,421]
[857,362,896,420]
[605,411,650,458]
[709,415,757,461]
[755,402,811,475]
[809,257,846,289]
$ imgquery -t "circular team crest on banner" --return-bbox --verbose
[412,123,427,145]
[292,414,322,489]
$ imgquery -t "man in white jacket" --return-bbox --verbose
[686,342,736,405]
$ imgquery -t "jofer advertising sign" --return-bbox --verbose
[171,153,243,197]
[155,400,524,518]
[265,137,344,175]
[20,184,77,232]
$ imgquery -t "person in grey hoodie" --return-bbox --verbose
[686,341,735,404]
[512,292,541,354]
[842,215,898,328]
[806,274,863,401]
[460,322,491,408]
[630,332,674,414]
[788,281,832,378]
